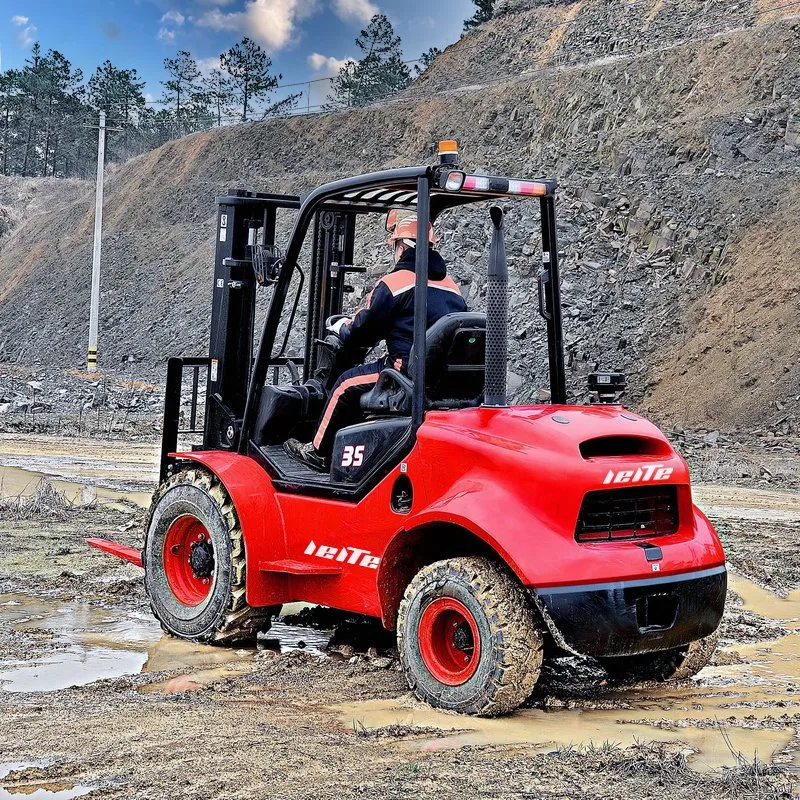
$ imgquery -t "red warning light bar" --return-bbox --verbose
[463,175,550,196]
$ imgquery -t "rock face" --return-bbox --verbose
[0,1,797,433]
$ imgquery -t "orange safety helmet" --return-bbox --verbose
[385,209,436,249]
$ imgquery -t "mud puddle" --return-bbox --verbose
[0,593,160,692]
[334,571,800,772]
[0,433,157,508]
[0,762,93,800]
[694,485,800,523]
[0,594,340,693]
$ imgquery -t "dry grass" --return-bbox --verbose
[0,478,91,519]
[718,727,794,799]
[67,367,106,382]
[608,739,692,786]
[550,730,798,799]
[119,378,160,392]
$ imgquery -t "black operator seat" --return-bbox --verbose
[360,312,487,415]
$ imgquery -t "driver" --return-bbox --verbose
[284,212,467,471]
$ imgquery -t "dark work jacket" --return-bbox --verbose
[338,247,467,362]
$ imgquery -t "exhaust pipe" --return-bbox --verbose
[484,206,508,407]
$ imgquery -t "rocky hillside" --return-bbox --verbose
[0,176,89,244]
[0,0,797,432]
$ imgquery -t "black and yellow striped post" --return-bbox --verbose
[87,345,98,372]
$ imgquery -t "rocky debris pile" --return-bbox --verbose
[0,366,164,436]
[414,0,765,98]
[667,425,800,490]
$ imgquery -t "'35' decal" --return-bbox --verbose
[341,445,365,467]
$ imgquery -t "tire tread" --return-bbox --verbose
[145,467,275,644]
[397,556,544,716]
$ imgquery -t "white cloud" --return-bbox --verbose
[198,0,319,50]
[19,24,37,47]
[197,55,223,75]
[198,7,240,32]
[11,15,28,25]
[307,52,353,74]
[332,0,378,23]
[158,10,186,43]
[161,10,186,25]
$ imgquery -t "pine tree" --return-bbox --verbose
[202,69,232,127]
[0,70,20,176]
[220,38,297,122]
[38,50,85,177]
[13,45,86,176]
[161,50,202,134]
[463,0,495,31]
[88,61,146,126]
[330,15,411,107]
[415,47,441,77]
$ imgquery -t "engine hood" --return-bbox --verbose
[413,403,702,588]
[423,404,676,464]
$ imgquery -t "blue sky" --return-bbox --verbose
[1,0,474,109]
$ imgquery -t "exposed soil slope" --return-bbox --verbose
[0,175,89,243]
[0,1,798,430]
[645,182,800,428]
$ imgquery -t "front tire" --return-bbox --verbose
[397,557,544,717]
[144,467,277,644]
[599,631,719,682]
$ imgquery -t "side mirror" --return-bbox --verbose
[588,372,626,404]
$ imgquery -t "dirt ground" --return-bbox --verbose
[1,435,800,799]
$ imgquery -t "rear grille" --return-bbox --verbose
[575,485,678,542]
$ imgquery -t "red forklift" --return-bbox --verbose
[89,143,726,716]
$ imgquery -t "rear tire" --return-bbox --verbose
[599,630,718,682]
[397,557,544,717]
[144,467,277,644]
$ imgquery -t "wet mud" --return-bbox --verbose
[0,434,156,508]
[335,571,800,772]
[0,436,799,798]
[0,762,94,799]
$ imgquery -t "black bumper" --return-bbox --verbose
[534,566,727,658]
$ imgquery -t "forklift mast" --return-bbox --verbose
[204,190,300,451]
[202,190,362,456]
[304,210,359,381]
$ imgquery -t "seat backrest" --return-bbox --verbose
[409,312,486,405]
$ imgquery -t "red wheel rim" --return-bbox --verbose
[418,597,481,686]
[163,516,215,606]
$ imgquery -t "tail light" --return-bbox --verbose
[576,486,678,543]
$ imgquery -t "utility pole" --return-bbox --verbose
[87,111,106,373]
[83,111,120,373]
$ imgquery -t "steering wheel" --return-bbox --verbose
[325,314,350,328]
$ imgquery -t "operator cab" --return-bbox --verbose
[159,143,566,498]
